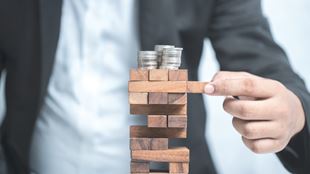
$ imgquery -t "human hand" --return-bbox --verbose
[204,71,305,153]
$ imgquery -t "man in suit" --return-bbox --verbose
[0,0,309,173]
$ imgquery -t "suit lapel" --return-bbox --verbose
[138,0,180,50]
[38,0,63,98]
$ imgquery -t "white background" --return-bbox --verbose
[0,0,309,173]
[201,0,310,173]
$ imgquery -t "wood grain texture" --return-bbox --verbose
[149,69,168,81]
[130,104,186,115]
[129,92,148,104]
[130,126,187,138]
[149,93,168,104]
[128,81,187,93]
[169,70,188,81]
[148,115,167,128]
[168,115,187,128]
[150,138,168,150]
[130,69,149,81]
[131,147,189,162]
[131,161,150,173]
[186,81,208,93]
[169,162,189,173]
[130,138,151,150]
[168,93,187,104]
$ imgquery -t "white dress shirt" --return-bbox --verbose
[30,0,139,173]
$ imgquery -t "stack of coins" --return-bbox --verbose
[154,45,175,65]
[138,51,158,69]
[160,47,183,70]
[137,45,183,70]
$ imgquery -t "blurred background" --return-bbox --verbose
[0,0,309,173]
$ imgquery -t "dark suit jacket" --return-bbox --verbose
[0,0,309,173]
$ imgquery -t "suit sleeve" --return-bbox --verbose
[208,0,310,173]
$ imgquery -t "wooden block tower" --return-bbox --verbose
[129,68,207,173]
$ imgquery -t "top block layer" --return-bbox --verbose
[130,69,189,82]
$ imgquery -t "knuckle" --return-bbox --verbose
[223,98,232,112]
[250,142,263,154]
[277,140,288,152]
[232,117,237,126]
[232,118,240,129]
[242,78,255,94]
[238,104,250,118]
[271,140,284,153]
[277,146,286,153]
[221,81,230,95]
[277,106,290,118]
[223,102,229,112]
[274,140,282,149]
[274,123,285,138]
[243,123,256,138]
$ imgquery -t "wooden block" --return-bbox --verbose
[168,93,187,104]
[149,93,168,104]
[149,69,168,81]
[148,115,167,128]
[130,126,187,138]
[169,163,189,173]
[150,138,168,150]
[186,81,208,93]
[130,69,149,81]
[131,161,150,173]
[130,104,187,115]
[129,92,148,104]
[169,70,188,81]
[131,147,189,162]
[168,115,187,128]
[128,81,187,93]
[130,138,151,150]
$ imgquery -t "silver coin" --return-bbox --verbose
[139,66,158,70]
[159,66,179,70]
[161,57,181,61]
[139,52,157,55]
[155,45,175,52]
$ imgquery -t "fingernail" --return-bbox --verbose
[204,84,215,94]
